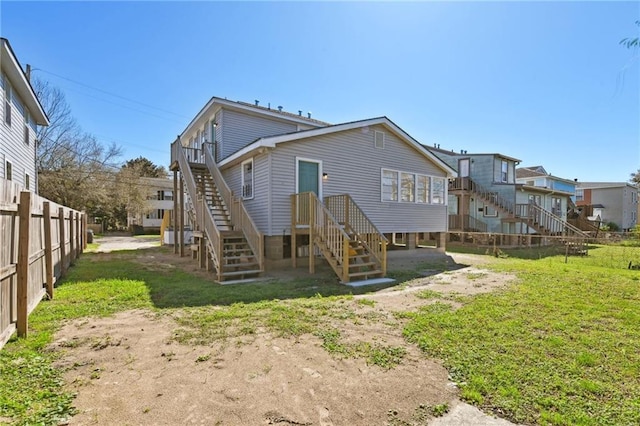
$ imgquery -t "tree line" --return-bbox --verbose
[34,79,167,230]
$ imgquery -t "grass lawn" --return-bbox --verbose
[404,244,640,425]
[1,243,639,425]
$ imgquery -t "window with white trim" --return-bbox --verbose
[416,175,430,203]
[575,189,584,202]
[241,158,254,199]
[500,160,508,183]
[431,177,445,204]
[4,78,11,127]
[400,173,415,202]
[374,131,385,149]
[382,170,398,201]
[382,169,445,205]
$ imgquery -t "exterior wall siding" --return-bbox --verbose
[222,153,271,233]
[0,73,38,191]
[220,109,296,160]
[265,125,449,236]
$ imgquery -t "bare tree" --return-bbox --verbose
[33,78,123,217]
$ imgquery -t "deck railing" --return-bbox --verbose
[291,192,352,281]
[324,194,387,275]
[449,177,515,216]
[202,144,263,272]
[448,214,488,232]
[516,202,589,238]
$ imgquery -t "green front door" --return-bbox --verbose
[298,160,319,195]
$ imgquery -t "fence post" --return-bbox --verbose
[69,210,75,264]
[43,202,54,299]
[59,207,67,276]
[75,212,80,259]
[82,212,87,251]
[17,191,31,338]
[173,170,178,254]
[179,177,185,257]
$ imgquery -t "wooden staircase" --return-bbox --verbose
[171,140,263,282]
[291,192,387,283]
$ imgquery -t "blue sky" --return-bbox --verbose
[2,1,638,182]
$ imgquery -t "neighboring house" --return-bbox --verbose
[426,147,585,238]
[170,97,456,282]
[575,182,639,231]
[516,165,577,202]
[0,38,49,192]
[127,177,174,231]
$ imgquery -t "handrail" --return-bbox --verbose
[172,140,222,276]
[324,194,388,275]
[202,143,264,272]
[517,202,589,238]
[449,177,515,215]
[292,192,351,281]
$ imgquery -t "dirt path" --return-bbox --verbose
[53,239,519,425]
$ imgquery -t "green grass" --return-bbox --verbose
[0,248,395,424]
[404,244,640,425]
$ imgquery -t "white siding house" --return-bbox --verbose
[0,38,49,192]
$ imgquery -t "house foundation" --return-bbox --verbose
[264,235,285,260]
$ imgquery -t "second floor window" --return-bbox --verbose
[4,80,11,127]
[501,160,508,183]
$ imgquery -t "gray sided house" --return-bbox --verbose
[0,38,49,192]
[170,98,455,283]
[576,182,638,232]
[426,146,588,239]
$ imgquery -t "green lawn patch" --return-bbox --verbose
[404,244,640,425]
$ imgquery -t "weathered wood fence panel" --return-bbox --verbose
[0,181,85,350]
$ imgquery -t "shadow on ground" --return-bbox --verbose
[69,246,464,309]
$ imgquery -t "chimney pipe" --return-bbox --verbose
[268,102,271,110]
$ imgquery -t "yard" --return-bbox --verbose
[1,240,639,425]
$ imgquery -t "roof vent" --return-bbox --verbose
[298,110,302,116]
[255,100,259,106]
[278,106,283,112]
[307,112,312,119]
[268,102,271,110]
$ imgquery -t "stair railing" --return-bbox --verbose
[173,140,222,277]
[202,143,264,272]
[516,201,589,239]
[292,192,351,282]
[449,177,515,216]
[324,194,388,276]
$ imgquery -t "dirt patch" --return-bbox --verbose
[53,242,518,425]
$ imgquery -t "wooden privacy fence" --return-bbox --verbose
[0,181,86,350]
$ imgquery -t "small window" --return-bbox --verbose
[241,158,254,199]
[501,160,508,183]
[5,160,12,181]
[25,173,30,190]
[4,81,11,127]
[24,111,30,145]
[374,131,385,149]
[575,189,584,202]
[382,169,398,201]
[165,190,173,201]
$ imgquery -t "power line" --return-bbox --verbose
[36,68,189,119]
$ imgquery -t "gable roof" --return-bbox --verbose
[516,168,545,179]
[425,145,521,163]
[1,38,49,126]
[219,116,457,176]
[179,96,330,139]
